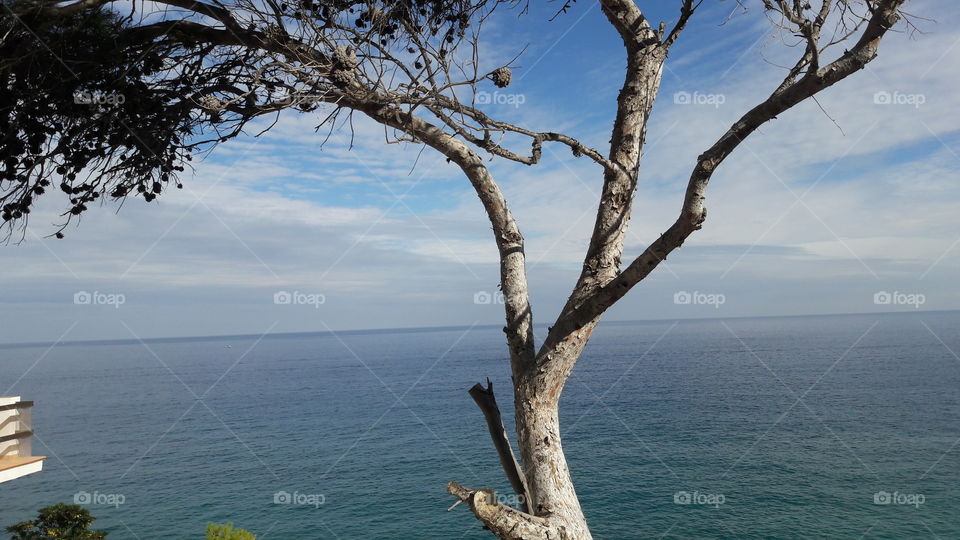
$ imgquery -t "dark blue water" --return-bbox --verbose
[1,312,958,539]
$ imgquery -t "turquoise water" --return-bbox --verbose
[1,312,958,539]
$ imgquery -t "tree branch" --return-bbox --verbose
[468,379,531,514]
[551,0,908,335]
[352,100,536,370]
[599,0,656,51]
[535,17,667,372]
[663,0,703,48]
[447,482,568,540]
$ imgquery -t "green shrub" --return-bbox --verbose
[6,503,107,539]
[206,522,256,540]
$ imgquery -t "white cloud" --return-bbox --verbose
[1,0,958,343]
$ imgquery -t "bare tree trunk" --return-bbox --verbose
[513,359,591,539]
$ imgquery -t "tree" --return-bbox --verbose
[6,503,108,539]
[1,0,914,537]
[207,522,256,540]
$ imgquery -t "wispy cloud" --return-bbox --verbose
[1,0,958,343]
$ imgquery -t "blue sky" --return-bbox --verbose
[1,0,959,344]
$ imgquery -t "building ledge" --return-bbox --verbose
[0,430,34,444]
[0,455,45,483]
[0,455,46,472]
[0,396,43,483]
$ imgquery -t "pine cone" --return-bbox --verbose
[491,67,512,88]
[198,95,225,112]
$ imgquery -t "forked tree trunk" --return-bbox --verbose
[446,7,668,537]
[495,19,669,538]
[417,2,905,536]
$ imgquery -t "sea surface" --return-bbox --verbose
[1,312,958,539]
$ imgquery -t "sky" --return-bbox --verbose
[1,0,958,344]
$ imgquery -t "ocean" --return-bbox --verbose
[1,312,958,539]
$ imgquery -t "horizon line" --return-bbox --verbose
[1,308,957,351]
